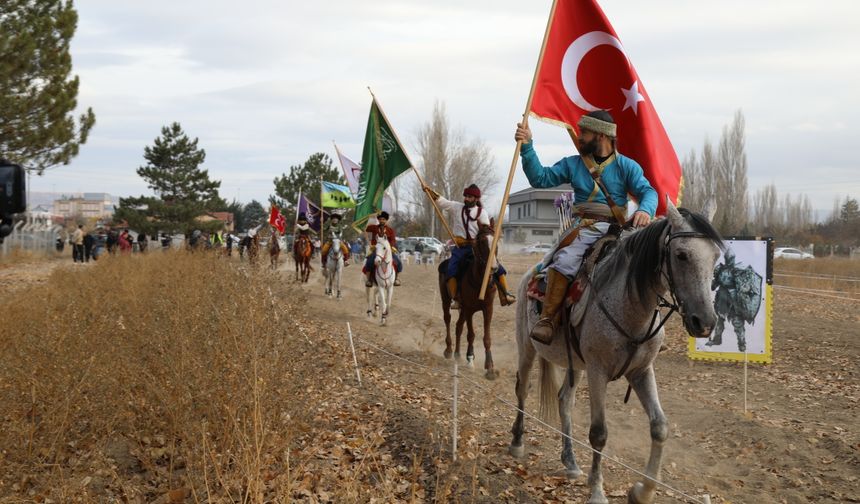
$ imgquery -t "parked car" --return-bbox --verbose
[398,238,418,254]
[774,247,813,260]
[409,236,445,256]
[520,242,553,255]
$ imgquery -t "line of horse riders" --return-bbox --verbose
[302,112,728,504]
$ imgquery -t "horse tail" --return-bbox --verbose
[538,356,561,427]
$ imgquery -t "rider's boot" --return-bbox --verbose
[529,269,569,345]
[365,271,373,288]
[394,272,401,286]
[341,243,351,266]
[496,274,517,307]
[447,277,460,310]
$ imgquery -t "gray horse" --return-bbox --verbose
[510,201,722,504]
[324,234,344,299]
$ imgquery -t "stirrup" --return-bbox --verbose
[501,292,517,306]
[365,278,373,287]
[394,278,401,286]
[529,317,555,345]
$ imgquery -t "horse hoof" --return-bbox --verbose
[466,356,475,367]
[587,494,609,504]
[380,318,387,326]
[508,444,525,459]
[443,349,453,359]
[627,482,654,504]
[484,369,498,380]
[453,351,460,360]
[564,467,583,479]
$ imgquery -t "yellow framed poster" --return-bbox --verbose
[688,237,773,364]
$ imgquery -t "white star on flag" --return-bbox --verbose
[621,81,645,115]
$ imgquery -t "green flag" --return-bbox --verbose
[353,100,411,230]
[321,181,356,208]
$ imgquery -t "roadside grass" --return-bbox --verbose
[775,257,860,295]
[0,251,408,503]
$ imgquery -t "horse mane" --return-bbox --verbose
[594,208,723,302]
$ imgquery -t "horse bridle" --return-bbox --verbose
[576,227,713,387]
[658,229,713,334]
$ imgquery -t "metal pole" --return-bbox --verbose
[452,360,458,462]
[347,323,362,386]
[743,350,748,413]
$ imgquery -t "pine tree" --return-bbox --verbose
[115,123,222,234]
[270,153,344,224]
[242,200,267,231]
[0,0,96,172]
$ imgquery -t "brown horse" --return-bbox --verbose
[437,226,499,379]
[293,234,313,282]
[269,231,281,270]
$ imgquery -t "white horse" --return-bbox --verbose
[366,234,395,326]
[510,201,723,504]
[324,235,344,299]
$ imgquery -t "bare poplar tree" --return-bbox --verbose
[412,101,498,238]
[714,111,749,234]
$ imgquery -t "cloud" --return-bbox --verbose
[28,0,860,216]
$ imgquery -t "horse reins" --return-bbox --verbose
[566,227,712,399]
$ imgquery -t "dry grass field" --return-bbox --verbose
[0,250,857,503]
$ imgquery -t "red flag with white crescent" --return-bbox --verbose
[530,0,680,214]
[269,206,286,234]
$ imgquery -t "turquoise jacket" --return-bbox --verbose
[520,141,658,217]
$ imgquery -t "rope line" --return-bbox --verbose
[774,271,860,282]
[773,284,860,296]
[353,334,706,504]
[774,285,860,302]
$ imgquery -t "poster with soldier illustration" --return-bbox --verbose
[688,237,773,364]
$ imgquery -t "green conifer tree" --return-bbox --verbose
[116,123,222,234]
[0,0,96,172]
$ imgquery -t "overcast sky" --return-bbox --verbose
[29,0,860,216]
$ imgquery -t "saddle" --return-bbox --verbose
[526,228,621,325]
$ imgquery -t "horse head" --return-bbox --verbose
[473,225,495,270]
[608,198,723,339]
[374,234,391,266]
[330,235,342,259]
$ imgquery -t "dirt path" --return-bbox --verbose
[283,256,859,503]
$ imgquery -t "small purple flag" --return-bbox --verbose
[297,193,329,233]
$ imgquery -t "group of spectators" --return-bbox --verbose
[62,225,159,263]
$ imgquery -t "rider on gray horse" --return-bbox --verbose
[321,212,350,268]
[514,110,658,345]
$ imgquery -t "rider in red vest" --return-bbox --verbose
[363,211,402,287]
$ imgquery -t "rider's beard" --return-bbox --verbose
[464,200,477,208]
[579,137,599,156]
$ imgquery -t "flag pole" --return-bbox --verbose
[320,175,325,251]
[366,87,456,244]
[295,185,303,227]
[479,0,561,300]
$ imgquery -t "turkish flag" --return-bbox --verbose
[269,206,286,234]
[530,0,680,215]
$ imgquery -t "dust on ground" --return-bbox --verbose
[288,253,859,503]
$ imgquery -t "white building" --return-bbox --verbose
[53,193,114,219]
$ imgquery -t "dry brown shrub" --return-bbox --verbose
[0,251,327,502]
